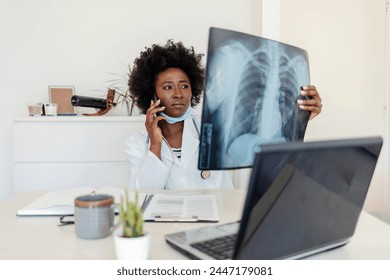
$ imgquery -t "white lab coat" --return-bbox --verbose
[125,115,234,190]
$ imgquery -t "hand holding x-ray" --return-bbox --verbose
[199,28,315,170]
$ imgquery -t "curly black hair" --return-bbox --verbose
[128,40,204,114]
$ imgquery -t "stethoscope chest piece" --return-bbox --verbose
[201,170,211,180]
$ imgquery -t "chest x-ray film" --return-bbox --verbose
[199,27,311,170]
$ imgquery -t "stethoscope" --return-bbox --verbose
[146,116,211,180]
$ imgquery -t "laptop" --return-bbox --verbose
[165,137,383,259]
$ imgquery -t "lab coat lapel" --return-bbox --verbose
[161,139,175,166]
[181,117,199,169]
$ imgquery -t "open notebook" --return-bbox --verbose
[16,187,128,216]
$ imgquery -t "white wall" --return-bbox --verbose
[0,0,262,202]
[279,0,388,211]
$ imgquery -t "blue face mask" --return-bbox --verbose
[160,106,193,124]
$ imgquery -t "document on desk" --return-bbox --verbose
[142,194,219,222]
[16,187,135,216]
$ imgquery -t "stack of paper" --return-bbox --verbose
[142,194,219,222]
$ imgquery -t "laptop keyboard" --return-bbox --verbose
[190,233,237,260]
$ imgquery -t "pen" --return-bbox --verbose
[141,194,154,212]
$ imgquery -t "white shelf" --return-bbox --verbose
[13,115,145,123]
[12,116,145,192]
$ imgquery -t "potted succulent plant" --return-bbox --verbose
[113,190,150,260]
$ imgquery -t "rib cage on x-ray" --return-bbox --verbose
[227,53,266,143]
[199,28,311,170]
[228,50,304,147]
[227,51,271,147]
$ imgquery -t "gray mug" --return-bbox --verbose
[74,193,118,239]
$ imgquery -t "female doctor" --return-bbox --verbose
[125,40,322,190]
[126,40,234,190]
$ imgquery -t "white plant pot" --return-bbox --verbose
[113,227,150,260]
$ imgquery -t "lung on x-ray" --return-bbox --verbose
[198,28,311,170]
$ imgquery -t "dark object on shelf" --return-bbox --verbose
[71,89,116,116]
[71,96,107,109]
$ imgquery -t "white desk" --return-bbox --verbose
[1,189,390,260]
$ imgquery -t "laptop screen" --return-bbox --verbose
[234,137,382,259]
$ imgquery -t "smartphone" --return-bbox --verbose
[152,90,162,116]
